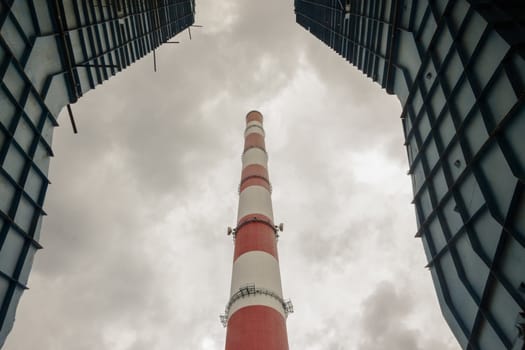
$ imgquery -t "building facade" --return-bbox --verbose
[0,0,195,345]
[295,1,525,349]
[221,111,292,350]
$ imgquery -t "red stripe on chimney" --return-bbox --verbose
[244,133,265,152]
[246,111,263,123]
[240,164,270,192]
[240,178,271,192]
[234,222,278,261]
[242,164,269,182]
[225,305,289,350]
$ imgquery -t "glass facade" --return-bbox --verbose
[0,0,195,345]
[295,1,525,349]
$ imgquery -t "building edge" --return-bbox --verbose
[0,1,195,345]
[295,1,525,349]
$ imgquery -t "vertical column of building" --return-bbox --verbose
[222,111,291,350]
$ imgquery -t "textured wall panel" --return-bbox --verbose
[0,0,195,345]
[295,1,525,348]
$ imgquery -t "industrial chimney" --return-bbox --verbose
[221,111,293,350]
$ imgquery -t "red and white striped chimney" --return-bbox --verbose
[221,111,292,350]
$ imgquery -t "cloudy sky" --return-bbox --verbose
[5,1,459,349]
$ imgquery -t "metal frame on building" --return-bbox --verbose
[0,0,195,345]
[295,1,525,349]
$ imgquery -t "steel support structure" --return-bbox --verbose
[0,0,195,345]
[295,1,525,349]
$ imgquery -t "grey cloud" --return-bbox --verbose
[358,281,457,350]
[358,281,422,350]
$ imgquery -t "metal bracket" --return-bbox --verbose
[516,312,525,340]
[66,104,78,134]
[220,283,294,327]
[227,221,284,239]
[227,226,236,237]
